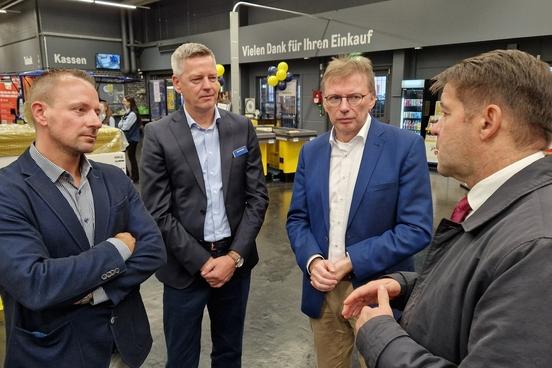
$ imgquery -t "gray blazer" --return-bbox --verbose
[357,155,552,368]
[140,108,268,289]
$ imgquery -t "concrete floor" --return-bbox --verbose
[0,172,466,368]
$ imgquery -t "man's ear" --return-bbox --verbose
[479,104,502,141]
[31,101,49,127]
[172,75,181,94]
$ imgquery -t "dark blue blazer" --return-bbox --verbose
[287,119,433,318]
[0,150,166,368]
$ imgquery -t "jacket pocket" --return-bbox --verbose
[367,182,398,192]
[7,321,86,367]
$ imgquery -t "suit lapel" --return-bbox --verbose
[88,165,109,245]
[169,110,206,195]
[21,152,90,252]
[347,120,385,227]
[217,112,234,200]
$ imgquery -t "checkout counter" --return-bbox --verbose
[264,127,318,174]
[255,126,276,176]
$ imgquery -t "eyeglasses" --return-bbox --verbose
[324,93,368,107]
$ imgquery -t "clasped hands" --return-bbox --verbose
[200,254,236,288]
[308,257,353,292]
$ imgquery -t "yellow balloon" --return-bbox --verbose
[277,61,289,73]
[276,69,286,81]
[216,64,225,77]
[267,75,279,87]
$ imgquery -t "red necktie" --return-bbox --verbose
[450,195,472,223]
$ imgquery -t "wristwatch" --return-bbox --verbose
[227,250,244,268]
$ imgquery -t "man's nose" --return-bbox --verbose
[430,119,441,135]
[90,111,102,128]
[338,98,350,111]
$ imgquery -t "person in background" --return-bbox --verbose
[100,100,116,127]
[140,42,268,368]
[0,68,166,368]
[286,56,433,368]
[343,49,552,368]
[118,96,141,183]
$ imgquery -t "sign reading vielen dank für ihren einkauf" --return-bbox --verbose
[241,30,374,58]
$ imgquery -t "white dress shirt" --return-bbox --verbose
[467,151,545,218]
[327,116,371,263]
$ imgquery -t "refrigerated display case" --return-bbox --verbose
[400,80,436,137]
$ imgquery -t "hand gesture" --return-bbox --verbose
[342,278,400,319]
[351,286,394,333]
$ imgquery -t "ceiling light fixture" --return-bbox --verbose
[73,0,137,10]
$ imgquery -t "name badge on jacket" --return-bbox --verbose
[232,146,248,158]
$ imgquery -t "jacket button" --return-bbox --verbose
[110,316,117,325]
[101,274,108,280]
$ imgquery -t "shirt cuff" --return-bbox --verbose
[306,254,324,275]
[108,237,132,261]
[91,287,109,305]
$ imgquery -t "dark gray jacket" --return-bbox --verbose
[358,155,552,368]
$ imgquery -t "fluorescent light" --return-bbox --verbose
[72,0,137,9]
[0,10,7,13]
[95,1,136,9]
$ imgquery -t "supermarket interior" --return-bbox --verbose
[1,0,552,367]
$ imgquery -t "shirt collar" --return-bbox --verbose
[329,114,371,147]
[29,143,92,183]
[184,105,221,130]
[467,151,545,215]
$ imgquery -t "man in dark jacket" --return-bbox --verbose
[343,49,552,367]
[0,69,166,368]
[140,42,268,368]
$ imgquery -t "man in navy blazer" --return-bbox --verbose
[286,56,432,368]
[0,69,166,368]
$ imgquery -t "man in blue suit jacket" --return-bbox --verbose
[0,69,166,368]
[287,56,432,368]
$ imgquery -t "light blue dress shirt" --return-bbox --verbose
[29,144,131,304]
[184,106,232,242]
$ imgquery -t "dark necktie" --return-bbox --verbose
[450,195,472,223]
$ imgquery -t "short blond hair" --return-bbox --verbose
[171,42,216,76]
[431,49,552,147]
[24,69,95,126]
[321,56,376,95]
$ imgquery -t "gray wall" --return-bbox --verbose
[38,0,121,38]
[0,0,40,72]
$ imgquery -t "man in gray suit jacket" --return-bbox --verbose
[140,43,268,368]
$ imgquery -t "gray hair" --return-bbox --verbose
[171,42,216,75]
